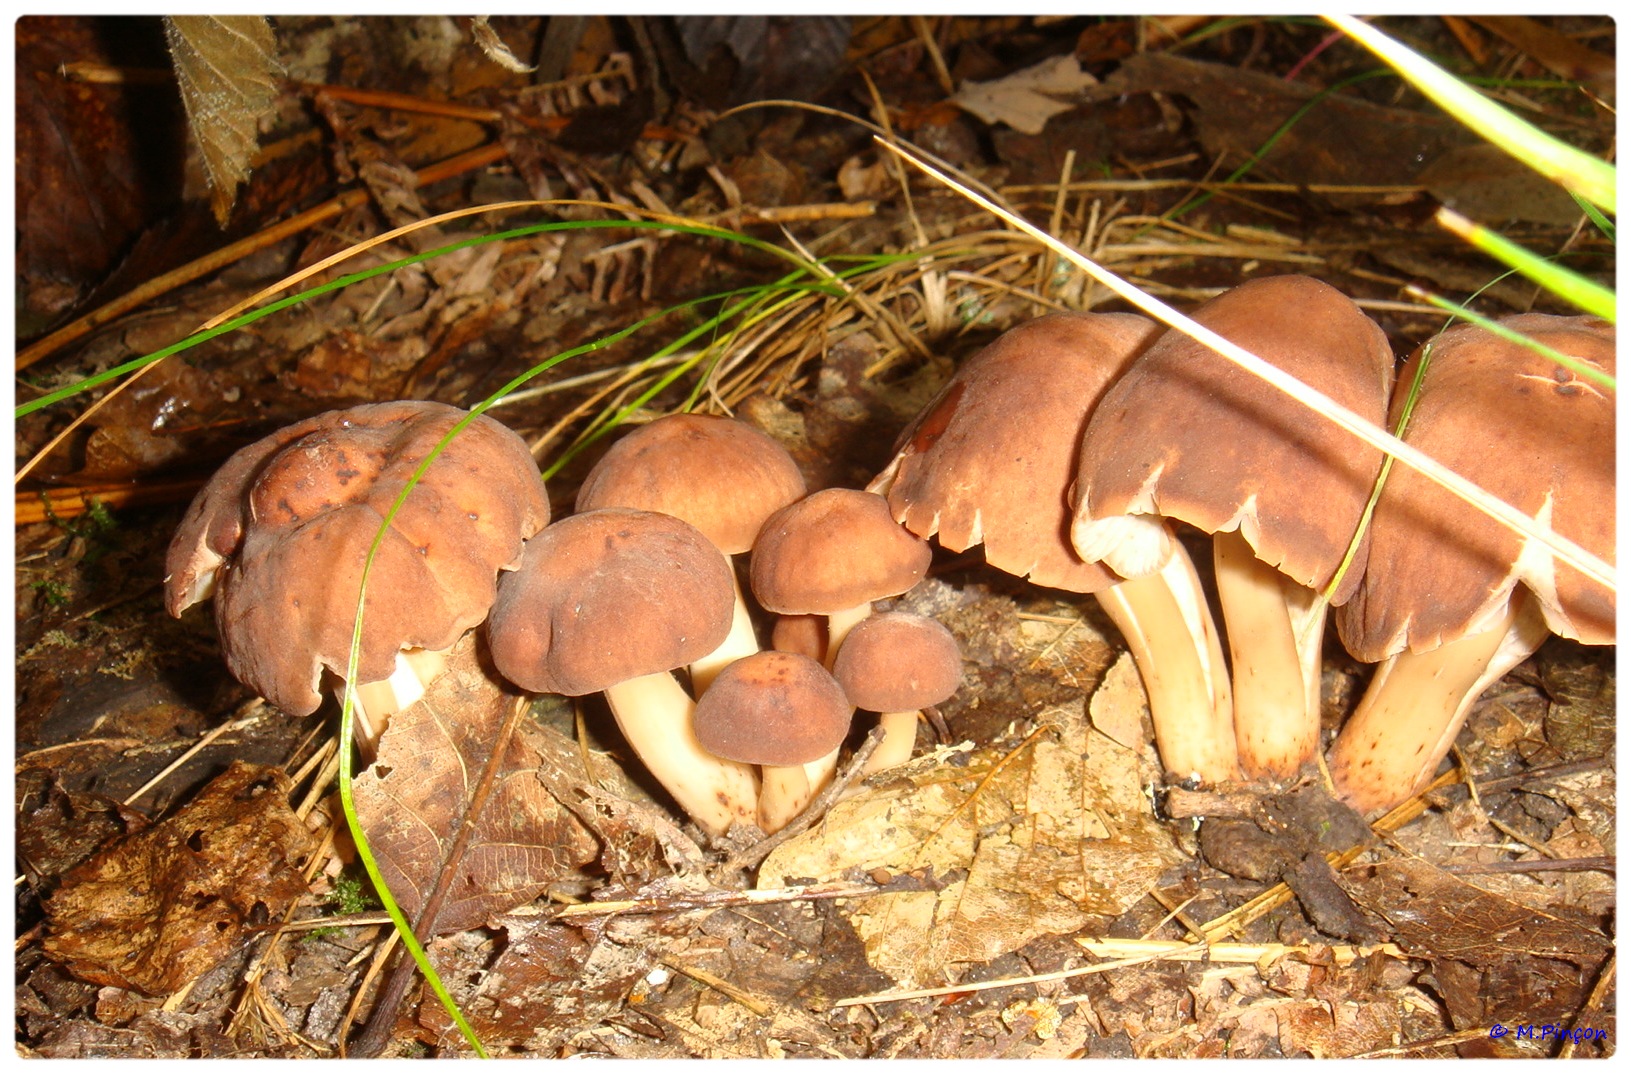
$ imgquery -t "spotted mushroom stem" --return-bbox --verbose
[350,645,452,755]
[603,670,762,837]
[757,744,845,833]
[1326,592,1550,816]
[1212,529,1327,780]
[689,573,763,696]
[861,710,921,775]
[1092,549,1239,784]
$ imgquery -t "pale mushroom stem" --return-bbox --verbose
[1213,529,1325,780]
[604,671,762,837]
[823,604,875,668]
[758,600,873,815]
[1093,547,1239,784]
[1327,592,1549,815]
[861,711,920,775]
[758,764,817,834]
[350,646,451,756]
[689,573,762,695]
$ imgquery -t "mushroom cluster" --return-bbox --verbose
[168,286,1613,839]
[170,406,961,839]
[869,282,1612,814]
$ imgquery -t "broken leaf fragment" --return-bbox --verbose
[760,702,1180,988]
[951,54,1098,135]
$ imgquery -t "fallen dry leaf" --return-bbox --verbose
[952,54,1097,135]
[42,761,313,996]
[351,633,599,936]
[760,700,1180,988]
[165,16,282,225]
[1341,857,1612,970]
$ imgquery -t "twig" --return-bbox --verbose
[1440,856,1614,876]
[724,727,887,873]
[14,480,204,526]
[545,878,902,920]
[656,955,771,1015]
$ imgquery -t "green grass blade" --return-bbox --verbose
[1328,15,1615,213]
[14,218,823,421]
[1435,208,1616,323]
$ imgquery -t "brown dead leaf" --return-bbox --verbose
[14,17,157,326]
[42,762,313,996]
[422,916,644,1052]
[165,16,283,226]
[1275,995,1402,1059]
[1087,649,1148,752]
[1341,857,1611,970]
[760,701,1181,988]
[351,634,599,936]
[1104,50,1474,194]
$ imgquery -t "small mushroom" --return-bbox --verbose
[692,651,854,833]
[868,311,1240,784]
[1071,276,1394,780]
[830,612,962,774]
[1328,314,1615,813]
[162,400,549,743]
[747,487,930,805]
[575,412,807,691]
[749,487,932,658]
[486,507,760,836]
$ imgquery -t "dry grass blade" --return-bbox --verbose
[878,137,1615,594]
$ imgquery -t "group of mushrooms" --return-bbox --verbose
[163,272,1615,839]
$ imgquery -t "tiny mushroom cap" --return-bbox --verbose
[693,651,854,768]
[750,488,932,617]
[1328,314,1615,813]
[832,612,962,714]
[832,612,961,775]
[163,401,549,716]
[575,412,807,554]
[1070,275,1394,781]
[486,508,736,696]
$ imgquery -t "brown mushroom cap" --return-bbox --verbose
[575,413,807,554]
[749,488,931,615]
[1073,275,1394,597]
[692,651,853,767]
[866,312,1163,592]
[831,612,962,712]
[163,401,550,715]
[487,508,736,696]
[1337,313,1615,659]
